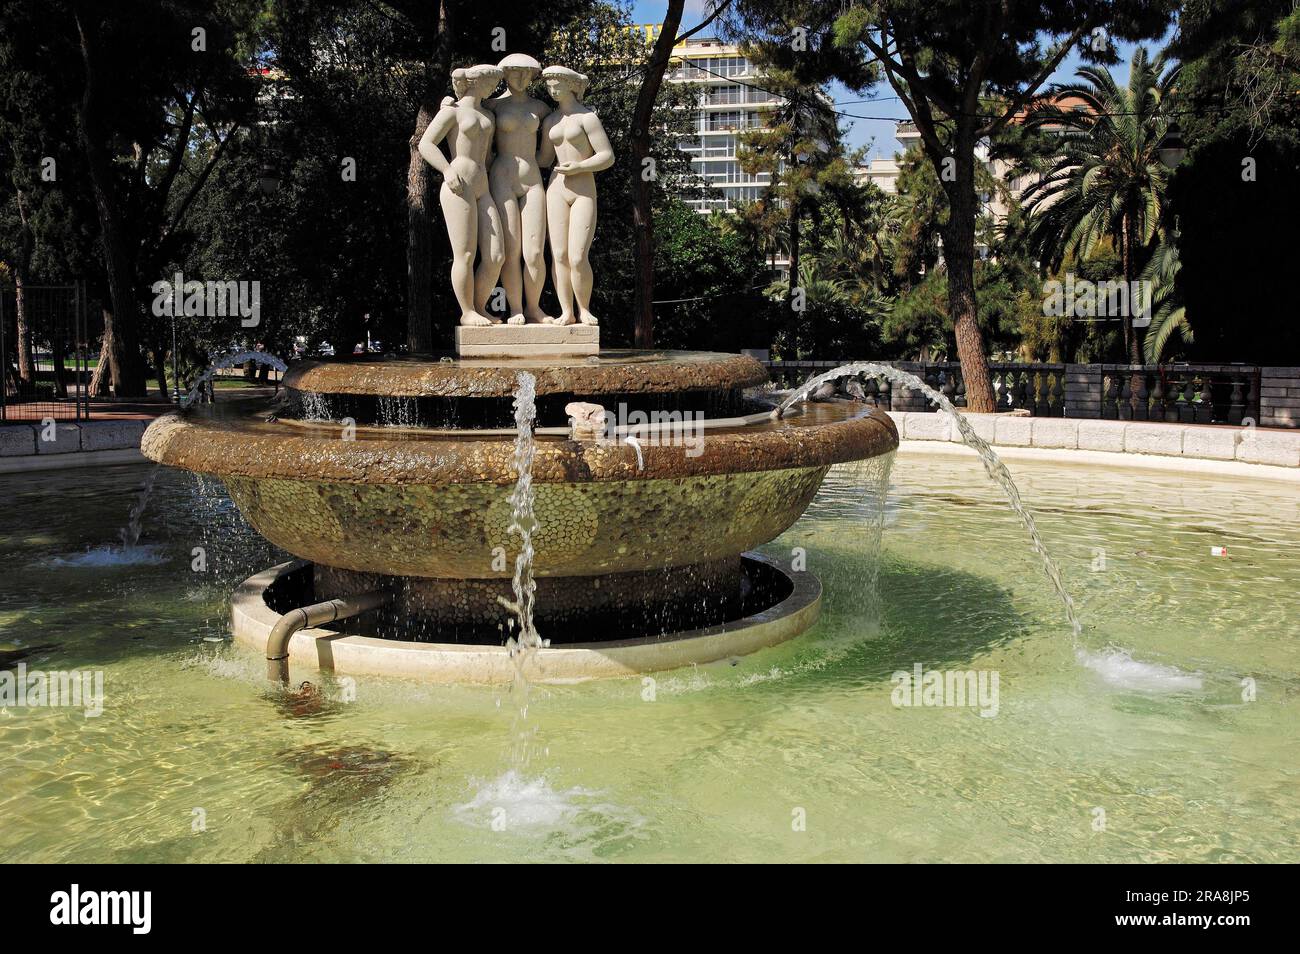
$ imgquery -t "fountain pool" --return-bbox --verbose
[1,455,1296,862]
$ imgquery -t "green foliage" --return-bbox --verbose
[650,201,777,351]
[1167,0,1300,365]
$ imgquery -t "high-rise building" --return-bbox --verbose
[656,32,782,213]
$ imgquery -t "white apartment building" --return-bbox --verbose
[658,32,782,213]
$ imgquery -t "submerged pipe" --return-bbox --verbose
[266,591,389,684]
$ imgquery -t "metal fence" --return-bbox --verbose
[765,360,1274,427]
[1,281,90,423]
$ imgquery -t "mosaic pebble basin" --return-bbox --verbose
[221,467,829,578]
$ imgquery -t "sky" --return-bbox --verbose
[627,1,1173,159]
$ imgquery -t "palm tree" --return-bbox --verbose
[1020,47,1181,367]
[1139,234,1190,362]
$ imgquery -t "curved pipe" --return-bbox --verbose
[267,591,389,683]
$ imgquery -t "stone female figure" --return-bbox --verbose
[419,64,506,326]
[487,54,552,324]
[539,67,614,326]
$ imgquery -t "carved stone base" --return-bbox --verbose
[454,323,599,358]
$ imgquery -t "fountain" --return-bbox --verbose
[139,55,898,683]
[141,348,896,683]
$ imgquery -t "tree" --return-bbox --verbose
[731,0,1174,410]
[1019,47,1180,367]
[629,1,731,348]
[738,66,842,348]
[0,0,260,396]
[649,199,776,350]
[1166,0,1300,365]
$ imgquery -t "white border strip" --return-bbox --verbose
[899,439,1300,484]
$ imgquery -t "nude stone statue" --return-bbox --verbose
[486,54,552,325]
[539,66,614,326]
[419,64,506,326]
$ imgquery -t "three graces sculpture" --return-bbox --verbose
[418,55,614,328]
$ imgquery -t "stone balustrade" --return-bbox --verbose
[765,361,1287,428]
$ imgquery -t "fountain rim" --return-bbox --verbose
[231,554,822,683]
[140,399,899,485]
[283,349,768,398]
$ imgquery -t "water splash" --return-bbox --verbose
[1077,648,1204,692]
[47,545,166,568]
[779,363,1083,642]
[497,371,544,768]
[453,771,596,830]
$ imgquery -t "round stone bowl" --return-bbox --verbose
[140,352,898,581]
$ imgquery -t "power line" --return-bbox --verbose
[683,61,1222,124]
[654,282,771,305]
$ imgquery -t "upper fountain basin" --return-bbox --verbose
[281,350,768,429]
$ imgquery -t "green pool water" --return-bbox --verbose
[0,453,1296,863]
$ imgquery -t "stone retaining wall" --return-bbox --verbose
[0,420,148,461]
[885,411,1300,468]
[1261,367,1300,429]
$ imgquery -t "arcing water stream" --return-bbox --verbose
[779,364,1210,689]
[779,362,1083,642]
[181,350,288,408]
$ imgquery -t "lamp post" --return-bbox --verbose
[257,163,281,197]
[1158,122,1188,169]
[171,312,181,405]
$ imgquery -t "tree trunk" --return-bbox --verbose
[943,140,996,413]
[13,188,36,385]
[1122,213,1142,367]
[74,1,146,397]
[406,101,437,354]
[88,324,113,397]
[630,0,687,349]
[14,272,34,385]
[52,336,68,399]
[406,1,451,354]
[786,198,801,355]
[153,345,169,400]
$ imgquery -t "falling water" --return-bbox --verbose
[378,396,420,428]
[299,392,332,422]
[779,362,1083,642]
[119,465,161,550]
[498,371,545,768]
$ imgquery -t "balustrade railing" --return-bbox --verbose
[763,360,1271,426]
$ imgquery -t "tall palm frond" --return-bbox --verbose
[1138,237,1191,362]
[1018,47,1182,362]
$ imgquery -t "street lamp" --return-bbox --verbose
[1158,122,1188,168]
[257,163,281,196]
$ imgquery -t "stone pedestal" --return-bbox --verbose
[454,323,599,358]
[314,558,744,642]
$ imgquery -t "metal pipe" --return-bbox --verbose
[266,590,389,683]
